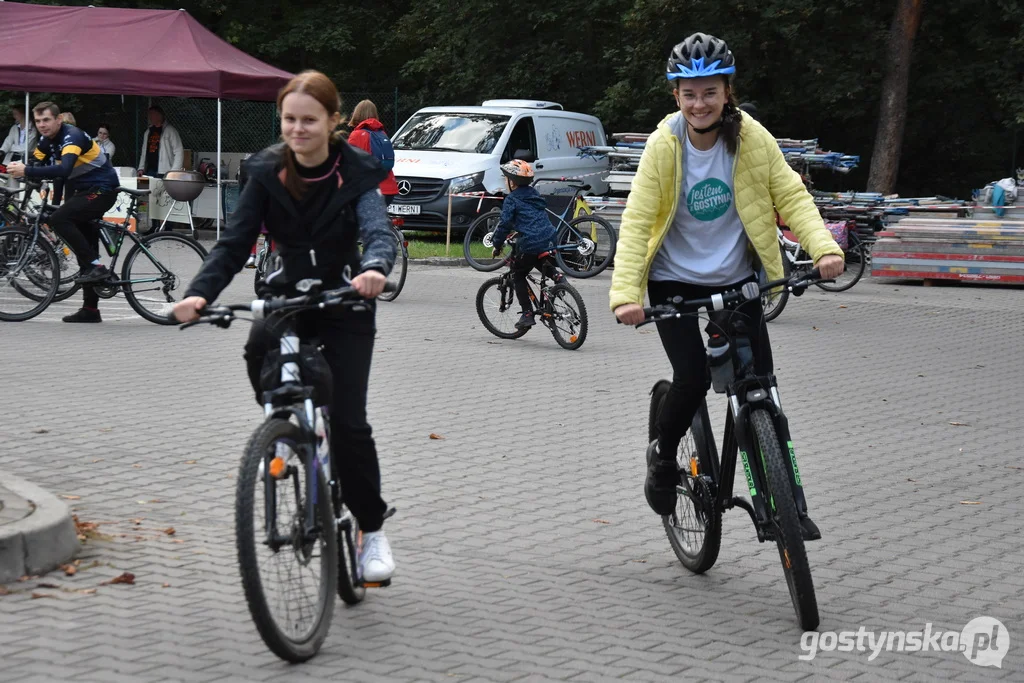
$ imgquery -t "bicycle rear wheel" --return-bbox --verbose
[237,418,338,662]
[750,409,819,630]
[463,209,505,272]
[815,234,867,292]
[545,283,587,350]
[554,215,616,278]
[0,230,59,322]
[378,226,407,302]
[476,275,528,339]
[121,233,208,324]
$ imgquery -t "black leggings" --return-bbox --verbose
[48,189,117,309]
[511,253,558,312]
[243,309,387,532]
[647,278,774,458]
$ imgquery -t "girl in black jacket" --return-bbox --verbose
[174,71,398,583]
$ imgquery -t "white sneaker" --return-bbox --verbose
[244,254,257,269]
[358,530,395,582]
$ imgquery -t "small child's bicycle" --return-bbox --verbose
[475,245,588,350]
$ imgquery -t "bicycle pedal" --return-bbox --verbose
[362,579,391,588]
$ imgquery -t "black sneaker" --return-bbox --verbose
[62,307,101,323]
[800,516,822,541]
[644,440,678,516]
[74,264,112,285]
[515,311,536,329]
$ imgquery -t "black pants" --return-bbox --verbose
[48,189,117,309]
[243,310,387,532]
[647,278,773,457]
[511,253,558,312]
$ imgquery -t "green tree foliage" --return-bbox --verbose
[3,0,1022,197]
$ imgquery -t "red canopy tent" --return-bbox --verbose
[0,2,294,233]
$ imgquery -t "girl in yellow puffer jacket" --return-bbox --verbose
[610,33,844,520]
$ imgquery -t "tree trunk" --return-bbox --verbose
[866,0,925,194]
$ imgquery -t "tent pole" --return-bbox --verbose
[24,92,30,159]
[217,98,222,240]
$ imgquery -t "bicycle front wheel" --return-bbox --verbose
[463,209,505,272]
[750,409,819,630]
[237,418,338,662]
[0,230,59,322]
[121,233,208,324]
[815,234,867,293]
[546,283,588,350]
[554,215,616,278]
[378,226,407,302]
[476,276,528,339]
[762,243,792,323]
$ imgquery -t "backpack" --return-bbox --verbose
[367,129,395,171]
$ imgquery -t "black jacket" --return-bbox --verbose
[186,141,392,303]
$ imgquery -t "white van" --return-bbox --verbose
[387,100,609,232]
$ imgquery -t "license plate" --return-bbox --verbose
[388,203,420,215]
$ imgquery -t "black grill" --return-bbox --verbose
[394,176,447,203]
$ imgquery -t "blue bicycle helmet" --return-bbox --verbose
[666,33,736,80]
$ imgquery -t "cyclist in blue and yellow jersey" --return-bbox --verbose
[7,101,121,323]
[610,33,844,535]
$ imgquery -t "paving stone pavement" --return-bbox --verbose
[1,265,1022,682]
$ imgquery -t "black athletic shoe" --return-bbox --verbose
[74,264,112,285]
[800,516,822,541]
[644,440,678,516]
[515,311,536,329]
[62,307,102,323]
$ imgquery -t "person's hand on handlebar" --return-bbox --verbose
[6,162,26,179]
[614,303,646,326]
[815,254,844,280]
[352,269,387,299]
[173,296,207,323]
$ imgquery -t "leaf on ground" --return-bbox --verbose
[959,501,982,505]
[1008,466,1023,470]
[101,572,135,586]
[36,582,61,589]
[949,422,970,427]
[75,588,97,595]
[148,499,164,504]
[31,592,55,599]
[170,539,185,544]
[133,518,144,526]
[72,515,109,542]
[164,527,176,536]
[60,494,81,500]
[632,559,648,563]
[132,464,142,469]
[429,433,445,440]
[91,458,103,463]
[33,428,49,434]
[812,326,819,331]
[99,428,114,433]
[61,565,77,576]
[185,460,197,465]
[838,305,848,309]
[592,519,611,525]
[162,583,171,588]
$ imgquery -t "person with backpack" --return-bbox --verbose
[348,100,399,204]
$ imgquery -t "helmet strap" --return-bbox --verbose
[689,118,723,135]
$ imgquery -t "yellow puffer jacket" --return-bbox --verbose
[609,111,844,311]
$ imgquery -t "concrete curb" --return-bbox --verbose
[0,476,79,583]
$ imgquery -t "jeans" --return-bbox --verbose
[647,277,773,458]
[48,188,117,309]
[243,308,387,532]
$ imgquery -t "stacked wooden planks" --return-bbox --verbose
[871,217,1024,283]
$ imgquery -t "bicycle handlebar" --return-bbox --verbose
[177,280,397,330]
[617,269,827,327]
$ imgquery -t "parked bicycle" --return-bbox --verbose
[627,269,828,630]
[463,179,616,278]
[476,243,588,350]
[762,223,865,322]
[1,178,208,323]
[178,274,396,662]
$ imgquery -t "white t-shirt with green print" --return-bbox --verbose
[649,129,754,286]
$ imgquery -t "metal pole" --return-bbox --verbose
[23,92,29,159]
[217,98,222,240]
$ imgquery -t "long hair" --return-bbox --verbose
[276,70,347,200]
[349,100,379,129]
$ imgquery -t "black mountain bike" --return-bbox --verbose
[180,273,396,662]
[463,179,617,278]
[476,248,588,350]
[629,270,827,630]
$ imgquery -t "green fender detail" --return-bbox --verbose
[740,450,757,497]
[787,440,803,487]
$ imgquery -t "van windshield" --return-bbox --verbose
[392,113,511,154]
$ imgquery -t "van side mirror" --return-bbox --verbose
[513,149,536,163]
